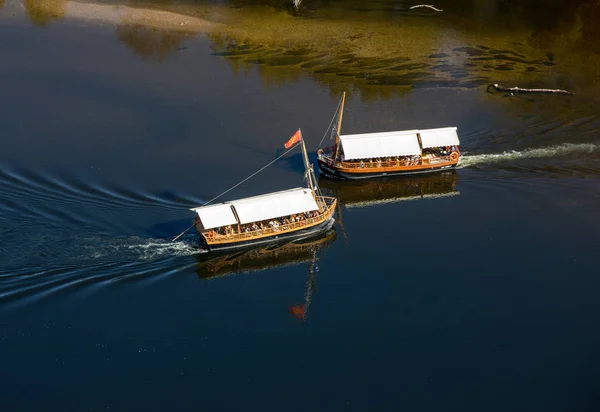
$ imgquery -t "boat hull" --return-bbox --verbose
[317,158,458,180]
[201,217,336,254]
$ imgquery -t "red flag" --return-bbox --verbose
[284,130,302,149]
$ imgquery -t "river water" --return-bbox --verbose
[1,1,600,411]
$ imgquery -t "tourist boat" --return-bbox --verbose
[317,93,461,179]
[318,172,459,209]
[190,131,337,253]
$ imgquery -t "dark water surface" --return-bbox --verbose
[2,1,600,411]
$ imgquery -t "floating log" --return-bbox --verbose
[410,5,443,12]
[487,83,574,95]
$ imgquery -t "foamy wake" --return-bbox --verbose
[125,239,205,260]
[459,143,599,167]
[84,237,206,261]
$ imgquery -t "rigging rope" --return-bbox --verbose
[317,96,343,148]
[201,144,299,207]
[172,143,300,242]
[204,95,341,208]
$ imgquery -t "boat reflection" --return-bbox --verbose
[195,229,336,321]
[195,228,336,280]
[318,171,459,209]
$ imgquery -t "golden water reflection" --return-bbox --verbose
[24,0,66,26]
[19,1,600,98]
[116,24,194,62]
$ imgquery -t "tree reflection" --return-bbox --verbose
[24,0,66,27]
[116,24,192,62]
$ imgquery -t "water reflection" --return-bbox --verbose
[20,0,600,97]
[319,172,459,209]
[195,229,336,321]
[195,229,336,279]
[116,24,194,62]
[24,0,66,26]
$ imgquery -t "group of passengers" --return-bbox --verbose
[423,146,457,157]
[355,155,422,168]
[205,210,320,238]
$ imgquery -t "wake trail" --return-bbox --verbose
[459,143,599,167]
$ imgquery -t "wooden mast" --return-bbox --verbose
[332,92,346,162]
[300,130,324,212]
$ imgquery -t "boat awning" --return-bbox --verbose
[190,203,238,230]
[419,127,460,149]
[230,187,319,225]
[190,187,319,228]
[339,130,422,160]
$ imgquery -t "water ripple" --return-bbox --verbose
[0,168,209,309]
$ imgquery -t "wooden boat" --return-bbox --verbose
[318,172,459,209]
[190,132,337,253]
[317,92,461,179]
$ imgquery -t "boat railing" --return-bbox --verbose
[205,196,336,243]
[321,155,453,168]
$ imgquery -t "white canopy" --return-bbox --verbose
[190,203,237,230]
[340,130,422,160]
[230,187,319,224]
[419,127,460,149]
[191,187,319,228]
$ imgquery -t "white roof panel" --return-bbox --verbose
[190,203,237,230]
[340,130,422,160]
[419,127,460,148]
[230,187,319,224]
